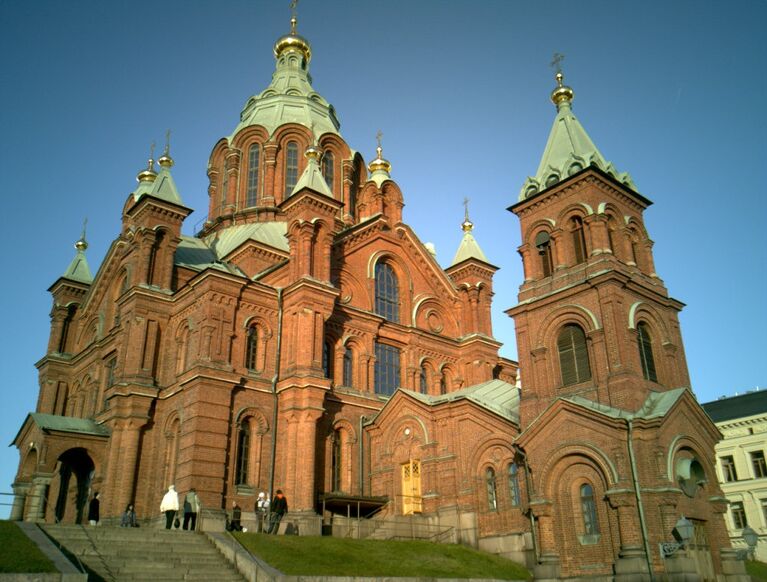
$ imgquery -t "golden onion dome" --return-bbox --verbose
[157,152,174,168]
[74,237,88,252]
[550,71,574,107]
[136,158,157,183]
[273,17,312,63]
[304,143,321,161]
[368,145,391,174]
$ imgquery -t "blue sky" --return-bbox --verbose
[1,1,765,517]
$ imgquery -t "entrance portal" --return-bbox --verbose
[54,448,95,524]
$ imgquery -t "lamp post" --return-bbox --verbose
[742,526,758,561]
[660,516,695,558]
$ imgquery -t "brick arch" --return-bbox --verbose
[381,414,431,458]
[412,296,457,336]
[536,443,618,500]
[627,301,671,340]
[556,202,594,224]
[331,418,358,444]
[230,125,269,151]
[234,407,270,435]
[470,437,516,475]
[534,303,601,349]
[367,251,413,325]
[523,217,557,246]
[666,434,717,486]
[20,448,38,478]
[438,362,460,392]
[335,267,367,309]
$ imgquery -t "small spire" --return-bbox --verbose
[461,197,473,232]
[157,129,174,168]
[136,142,158,183]
[290,0,298,34]
[549,53,574,109]
[75,218,88,251]
[274,0,311,63]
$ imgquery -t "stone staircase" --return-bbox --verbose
[41,524,246,581]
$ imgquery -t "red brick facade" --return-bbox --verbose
[11,19,745,582]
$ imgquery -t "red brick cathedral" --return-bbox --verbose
[11,14,746,582]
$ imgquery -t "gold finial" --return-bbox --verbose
[274,0,311,62]
[158,129,174,168]
[461,197,473,232]
[368,130,391,174]
[290,0,298,34]
[549,53,574,108]
[136,141,158,183]
[75,218,88,251]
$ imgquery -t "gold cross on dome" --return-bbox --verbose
[550,52,565,73]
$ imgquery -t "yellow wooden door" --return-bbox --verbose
[401,459,422,515]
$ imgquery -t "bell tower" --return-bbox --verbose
[507,70,692,427]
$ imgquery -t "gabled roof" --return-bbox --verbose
[702,390,767,423]
[290,154,332,197]
[450,229,491,267]
[12,413,110,445]
[202,222,288,258]
[147,165,183,205]
[174,236,247,276]
[564,387,688,421]
[399,379,520,424]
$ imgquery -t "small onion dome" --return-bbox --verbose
[368,145,391,175]
[550,71,574,108]
[157,150,174,169]
[304,143,321,161]
[461,216,474,232]
[74,236,88,252]
[273,16,312,63]
[136,157,157,183]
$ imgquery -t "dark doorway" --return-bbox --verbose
[54,448,95,524]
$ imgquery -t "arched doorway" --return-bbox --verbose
[54,448,95,524]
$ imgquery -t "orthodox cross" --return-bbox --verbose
[550,52,565,74]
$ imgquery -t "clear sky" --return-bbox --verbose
[1,1,765,517]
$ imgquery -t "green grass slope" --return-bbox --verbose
[0,521,57,573]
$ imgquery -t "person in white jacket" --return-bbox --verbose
[160,485,179,529]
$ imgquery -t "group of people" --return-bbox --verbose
[88,486,287,533]
[227,489,288,534]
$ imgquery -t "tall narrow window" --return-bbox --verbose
[731,501,747,529]
[331,430,342,491]
[221,167,228,212]
[348,167,358,219]
[535,231,553,278]
[419,366,428,394]
[375,262,399,323]
[235,419,250,485]
[147,231,165,287]
[558,324,592,386]
[284,141,299,197]
[508,463,521,507]
[580,483,599,535]
[343,346,353,387]
[486,468,498,511]
[571,216,587,264]
[761,499,767,524]
[751,451,767,479]
[721,455,738,482]
[322,151,334,192]
[439,372,447,395]
[245,324,258,371]
[606,215,617,255]
[323,340,332,379]
[106,357,117,387]
[637,322,657,382]
[246,143,260,207]
[58,304,77,353]
[374,342,400,396]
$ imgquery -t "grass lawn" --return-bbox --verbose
[747,560,767,581]
[234,532,531,579]
[0,521,57,573]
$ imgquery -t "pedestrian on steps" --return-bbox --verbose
[160,485,179,530]
[88,492,100,526]
[183,488,201,531]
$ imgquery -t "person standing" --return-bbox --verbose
[160,485,179,530]
[183,488,201,531]
[255,492,270,533]
[229,501,242,531]
[267,489,287,534]
[87,492,100,526]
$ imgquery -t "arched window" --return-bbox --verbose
[220,167,228,212]
[570,216,587,264]
[419,365,428,394]
[486,467,498,511]
[343,346,353,386]
[637,322,658,382]
[284,141,299,197]
[147,230,165,286]
[331,429,342,491]
[245,324,258,371]
[322,151,334,192]
[580,483,599,535]
[558,324,592,386]
[606,215,617,255]
[374,342,400,396]
[439,372,447,395]
[348,166,358,219]
[235,419,250,485]
[375,261,399,322]
[535,231,553,278]
[246,143,260,207]
[508,463,521,507]
[58,304,77,353]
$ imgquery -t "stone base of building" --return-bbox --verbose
[719,547,751,582]
[614,545,651,581]
[532,552,561,582]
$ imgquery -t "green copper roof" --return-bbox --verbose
[203,222,288,258]
[519,74,635,200]
[29,413,110,437]
[147,164,183,205]
[230,38,340,139]
[62,240,92,284]
[403,379,520,424]
[564,387,688,420]
[451,229,490,266]
[291,153,332,197]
